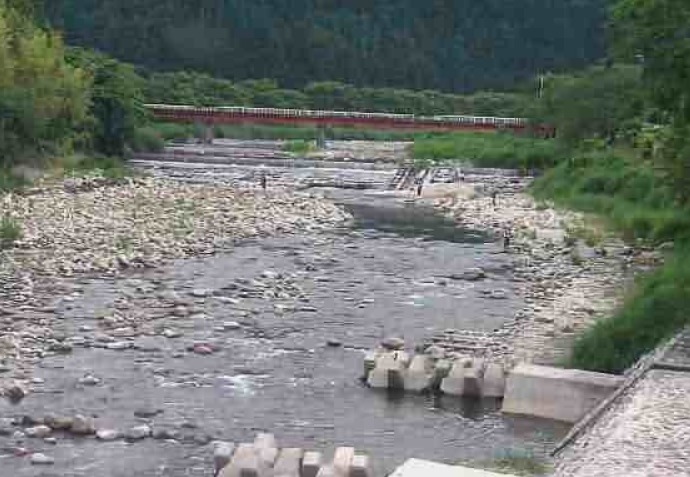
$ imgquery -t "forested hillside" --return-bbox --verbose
[41,0,608,92]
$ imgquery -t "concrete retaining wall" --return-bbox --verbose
[501,364,624,423]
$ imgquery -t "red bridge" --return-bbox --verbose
[146,104,554,136]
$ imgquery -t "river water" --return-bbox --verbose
[0,158,569,476]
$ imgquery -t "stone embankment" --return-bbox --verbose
[0,175,348,395]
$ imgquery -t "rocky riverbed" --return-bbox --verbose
[0,140,648,476]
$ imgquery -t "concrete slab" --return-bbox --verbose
[389,459,517,477]
[502,364,624,423]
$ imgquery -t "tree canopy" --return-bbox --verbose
[41,0,609,93]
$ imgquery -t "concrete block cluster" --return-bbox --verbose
[365,350,506,398]
[214,434,373,477]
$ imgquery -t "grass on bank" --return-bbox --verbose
[282,139,317,155]
[144,122,423,143]
[57,155,131,180]
[462,449,551,476]
[570,250,690,374]
[0,214,22,249]
[531,150,690,244]
[531,148,690,374]
[413,132,565,170]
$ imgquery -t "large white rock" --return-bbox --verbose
[502,363,624,423]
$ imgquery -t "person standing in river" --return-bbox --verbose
[416,177,424,197]
[260,172,267,191]
[492,190,498,208]
[503,227,512,251]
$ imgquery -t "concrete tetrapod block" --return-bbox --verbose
[273,448,303,477]
[481,363,506,398]
[253,432,279,467]
[332,447,355,476]
[316,465,337,477]
[430,359,452,389]
[219,443,267,477]
[302,451,323,477]
[501,363,624,423]
[213,441,235,474]
[404,355,434,392]
[440,358,481,396]
[367,352,407,390]
[349,454,373,477]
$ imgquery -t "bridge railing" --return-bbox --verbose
[146,104,528,127]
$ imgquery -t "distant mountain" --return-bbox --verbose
[43,0,609,92]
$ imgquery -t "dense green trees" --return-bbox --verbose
[612,0,690,203]
[532,65,646,144]
[67,48,145,156]
[0,0,90,163]
[42,0,609,93]
[144,71,531,117]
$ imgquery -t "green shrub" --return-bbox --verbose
[0,215,22,249]
[0,170,28,192]
[571,249,690,373]
[531,151,686,243]
[413,132,565,170]
[283,140,316,154]
[131,127,165,152]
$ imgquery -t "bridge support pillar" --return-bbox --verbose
[197,122,214,144]
[316,125,327,149]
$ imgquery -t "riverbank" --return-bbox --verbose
[429,175,648,369]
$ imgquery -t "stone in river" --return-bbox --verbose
[30,453,55,465]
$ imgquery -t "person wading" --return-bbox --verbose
[260,172,267,191]
[416,177,424,197]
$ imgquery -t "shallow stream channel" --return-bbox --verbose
[1,188,569,476]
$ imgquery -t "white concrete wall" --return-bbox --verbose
[502,364,624,423]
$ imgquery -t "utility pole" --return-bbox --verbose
[537,75,545,99]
